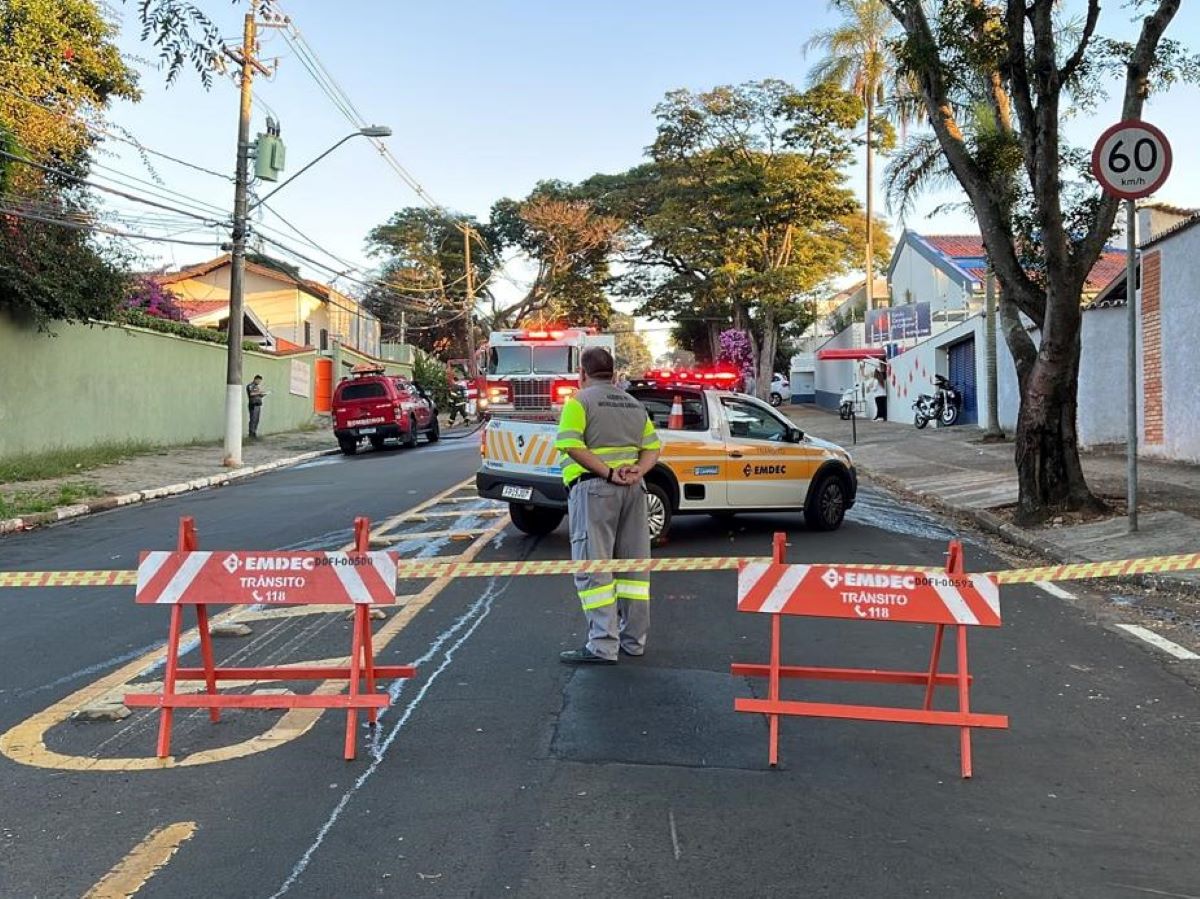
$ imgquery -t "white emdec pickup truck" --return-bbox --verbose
[475,385,857,542]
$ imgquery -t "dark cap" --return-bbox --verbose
[581,347,614,379]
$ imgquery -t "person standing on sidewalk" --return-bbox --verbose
[555,347,661,664]
[246,374,267,440]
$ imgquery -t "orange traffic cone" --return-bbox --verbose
[668,394,684,430]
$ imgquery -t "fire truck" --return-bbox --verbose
[479,327,615,420]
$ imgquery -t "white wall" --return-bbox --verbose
[885,316,987,424]
[889,242,971,315]
[814,324,864,410]
[1078,307,1128,447]
[995,306,1131,448]
[1155,230,1200,461]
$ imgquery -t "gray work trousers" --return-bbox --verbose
[567,478,651,660]
[248,403,262,437]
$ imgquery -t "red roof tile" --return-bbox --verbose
[177,299,228,320]
[921,232,1125,295]
[1085,251,1127,294]
[922,235,986,259]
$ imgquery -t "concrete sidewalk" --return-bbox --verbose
[0,428,337,535]
[785,404,1200,592]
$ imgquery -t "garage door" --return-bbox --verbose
[947,338,978,425]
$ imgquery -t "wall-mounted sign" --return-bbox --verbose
[866,302,932,344]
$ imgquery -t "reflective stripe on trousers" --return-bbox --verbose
[567,479,651,660]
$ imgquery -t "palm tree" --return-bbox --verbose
[805,0,915,314]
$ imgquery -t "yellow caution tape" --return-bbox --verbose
[0,570,137,588]
[990,552,1200,585]
[1,552,1198,589]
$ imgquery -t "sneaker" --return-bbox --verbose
[618,645,644,658]
[559,646,617,665]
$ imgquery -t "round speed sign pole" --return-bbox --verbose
[1091,120,1172,534]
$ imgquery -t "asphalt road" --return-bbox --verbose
[1,438,1198,899]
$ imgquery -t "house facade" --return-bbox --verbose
[887,232,986,317]
[157,256,381,357]
[1134,214,1200,462]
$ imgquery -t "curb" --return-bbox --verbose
[859,464,1200,599]
[0,448,339,537]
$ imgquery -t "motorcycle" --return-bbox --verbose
[838,385,857,420]
[913,375,961,429]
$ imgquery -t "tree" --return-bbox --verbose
[0,0,139,325]
[362,207,494,359]
[489,182,621,328]
[589,81,876,399]
[611,312,652,378]
[882,0,1191,524]
[806,0,915,314]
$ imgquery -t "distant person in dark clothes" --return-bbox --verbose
[247,375,267,439]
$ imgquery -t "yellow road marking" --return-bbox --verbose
[0,477,509,771]
[405,508,507,520]
[82,821,197,899]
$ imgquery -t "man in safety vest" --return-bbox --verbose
[554,347,661,664]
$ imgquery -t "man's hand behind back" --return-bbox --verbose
[615,465,642,486]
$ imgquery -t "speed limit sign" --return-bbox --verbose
[1091,120,1172,200]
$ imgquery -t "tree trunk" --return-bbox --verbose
[707,321,721,363]
[753,309,777,402]
[1009,305,1105,525]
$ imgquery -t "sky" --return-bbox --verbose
[100,1,1200,358]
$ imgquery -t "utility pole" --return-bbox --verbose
[222,0,273,467]
[983,268,1003,440]
[460,224,478,380]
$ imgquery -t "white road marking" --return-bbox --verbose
[1037,581,1076,600]
[268,576,512,897]
[669,809,682,861]
[1114,624,1200,661]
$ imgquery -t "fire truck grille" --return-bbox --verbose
[512,378,553,409]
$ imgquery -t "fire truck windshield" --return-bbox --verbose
[488,345,574,375]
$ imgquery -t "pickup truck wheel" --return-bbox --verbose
[426,416,440,443]
[508,503,564,537]
[804,472,848,532]
[403,415,419,448]
[338,437,358,456]
[646,482,672,544]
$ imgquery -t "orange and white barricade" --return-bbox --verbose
[732,533,1008,777]
[125,516,415,760]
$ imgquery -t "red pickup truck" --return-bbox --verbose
[332,367,438,455]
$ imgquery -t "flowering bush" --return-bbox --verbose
[717,328,754,379]
[122,277,185,321]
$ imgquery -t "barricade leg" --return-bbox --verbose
[155,605,183,759]
[194,603,220,723]
[360,606,378,726]
[345,604,365,761]
[767,532,787,768]
[352,515,378,726]
[923,624,945,711]
[768,613,781,768]
[957,625,972,779]
[945,539,973,779]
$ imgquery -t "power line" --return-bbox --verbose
[0,205,224,246]
[0,150,225,226]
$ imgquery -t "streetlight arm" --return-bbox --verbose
[248,132,359,211]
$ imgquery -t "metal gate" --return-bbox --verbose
[947,338,978,425]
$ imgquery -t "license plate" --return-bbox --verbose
[358,427,376,435]
[501,485,533,501]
